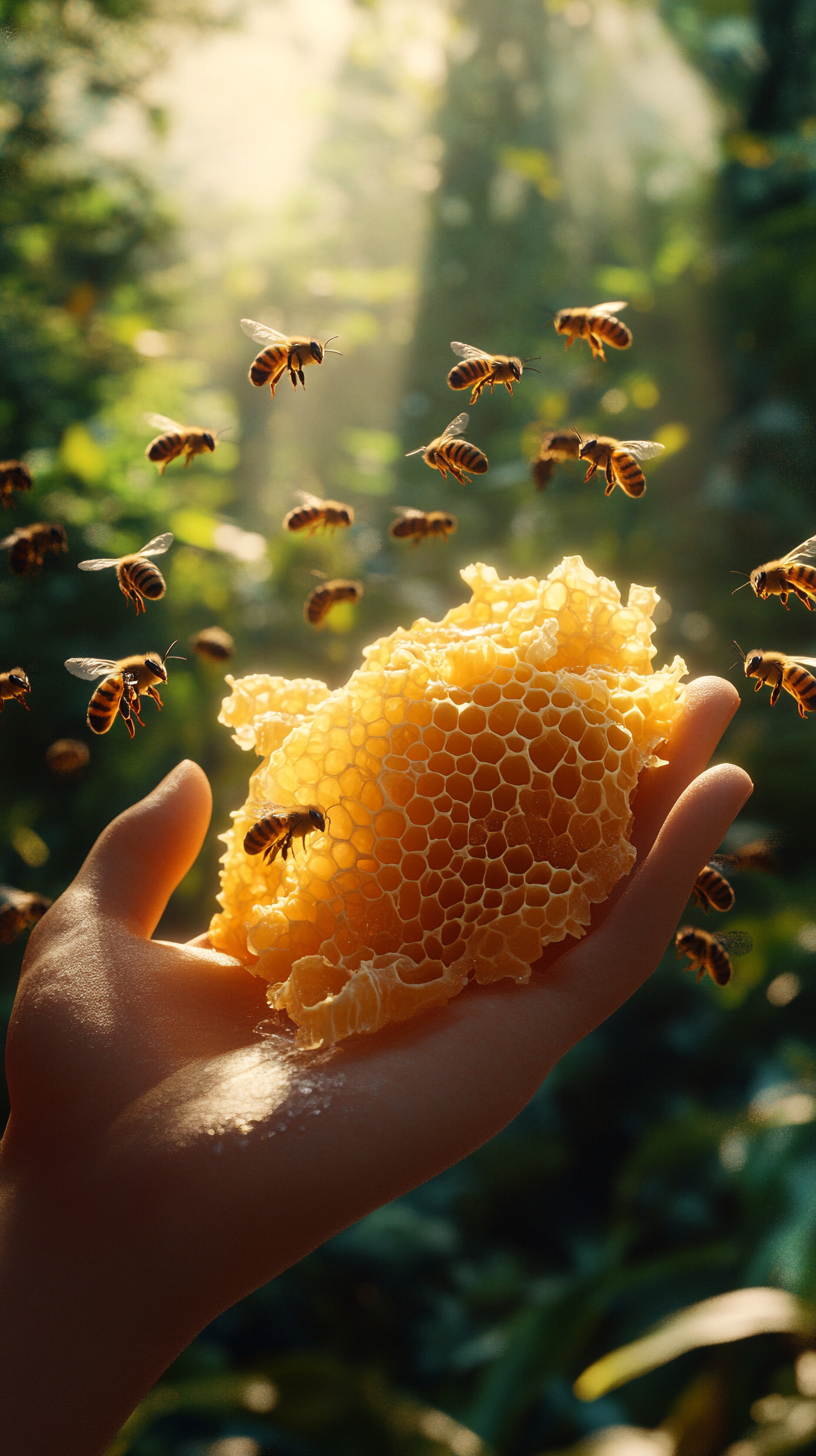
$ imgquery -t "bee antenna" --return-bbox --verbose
[162,640,187,663]
[523,365,542,375]
[323,336,339,346]
[730,641,746,671]
[522,356,541,366]
[570,425,583,442]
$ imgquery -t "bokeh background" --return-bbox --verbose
[2,0,816,1450]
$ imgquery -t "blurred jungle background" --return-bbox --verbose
[2,0,816,1449]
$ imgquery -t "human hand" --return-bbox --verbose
[0,676,750,1455]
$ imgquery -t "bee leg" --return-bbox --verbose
[17,696,30,711]
[146,686,163,709]
[769,681,781,706]
[436,464,448,480]
[564,336,572,350]
[793,586,814,609]
[754,680,763,692]
[799,701,808,718]
[583,463,597,482]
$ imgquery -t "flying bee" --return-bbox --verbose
[243,804,329,863]
[189,626,234,663]
[447,342,540,403]
[144,415,223,474]
[1,522,67,577]
[675,926,753,987]
[283,492,354,537]
[0,886,52,945]
[553,301,632,360]
[531,429,581,490]
[64,643,185,739]
[240,318,341,397]
[733,533,816,612]
[578,436,664,498]
[0,460,33,508]
[390,508,457,545]
[304,579,363,628]
[0,667,31,714]
[691,864,736,914]
[405,413,488,485]
[45,738,90,775]
[711,834,781,877]
[734,642,816,718]
[77,532,173,614]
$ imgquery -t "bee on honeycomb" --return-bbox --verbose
[210,557,687,1048]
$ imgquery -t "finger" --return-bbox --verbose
[67,761,212,938]
[545,760,753,1047]
[631,676,740,857]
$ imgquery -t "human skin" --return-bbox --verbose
[0,676,751,1455]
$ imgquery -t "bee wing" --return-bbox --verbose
[717,931,753,957]
[293,491,323,507]
[144,413,184,433]
[789,655,816,667]
[593,300,628,314]
[0,532,20,548]
[450,341,491,361]
[617,441,665,461]
[783,532,816,564]
[392,506,423,519]
[240,318,288,345]
[709,853,738,871]
[64,657,119,680]
[441,412,469,442]
[77,556,120,571]
[137,532,174,558]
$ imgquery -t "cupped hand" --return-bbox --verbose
[0,676,751,1455]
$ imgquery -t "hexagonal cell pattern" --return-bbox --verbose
[209,557,687,1047]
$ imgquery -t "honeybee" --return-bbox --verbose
[734,642,816,718]
[691,864,735,913]
[405,413,488,485]
[283,492,354,536]
[0,460,33,508]
[675,926,753,987]
[447,342,539,403]
[0,886,52,945]
[554,301,632,360]
[304,579,363,627]
[390,508,457,545]
[144,415,220,474]
[0,667,31,713]
[530,429,581,490]
[77,532,173,613]
[64,643,185,738]
[733,533,816,612]
[240,318,341,396]
[578,436,664,498]
[189,626,234,663]
[45,738,90,775]
[711,834,781,877]
[244,804,328,863]
[1,522,67,577]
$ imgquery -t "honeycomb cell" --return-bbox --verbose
[210,556,687,1047]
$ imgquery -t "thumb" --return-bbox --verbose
[69,760,212,938]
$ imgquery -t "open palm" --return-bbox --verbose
[0,676,750,1456]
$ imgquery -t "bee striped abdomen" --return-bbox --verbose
[708,941,733,986]
[249,346,287,388]
[590,314,632,350]
[244,816,281,858]
[785,664,816,715]
[87,674,125,735]
[120,559,166,608]
[448,360,491,392]
[147,433,183,469]
[693,866,735,913]
[789,565,816,599]
[441,441,488,476]
[613,451,646,497]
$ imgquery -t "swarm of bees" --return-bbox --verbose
[2,297,810,1009]
[0,460,33,508]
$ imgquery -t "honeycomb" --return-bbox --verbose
[209,557,687,1048]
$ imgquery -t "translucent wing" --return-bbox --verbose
[617,440,665,462]
[441,412,469,442]
[144,413,184,433]
[592,300,628,315]
[136,532,173,558]
[77,556,121,571]
[450,341,492,361]
[783,532,816,564]
[294,491,324,507]
[392,506,424,519]
[790,655,816,667]
[717,931,753,957]
[0,532,20,548]
[240,318,288,346]
[64,657,118,681]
